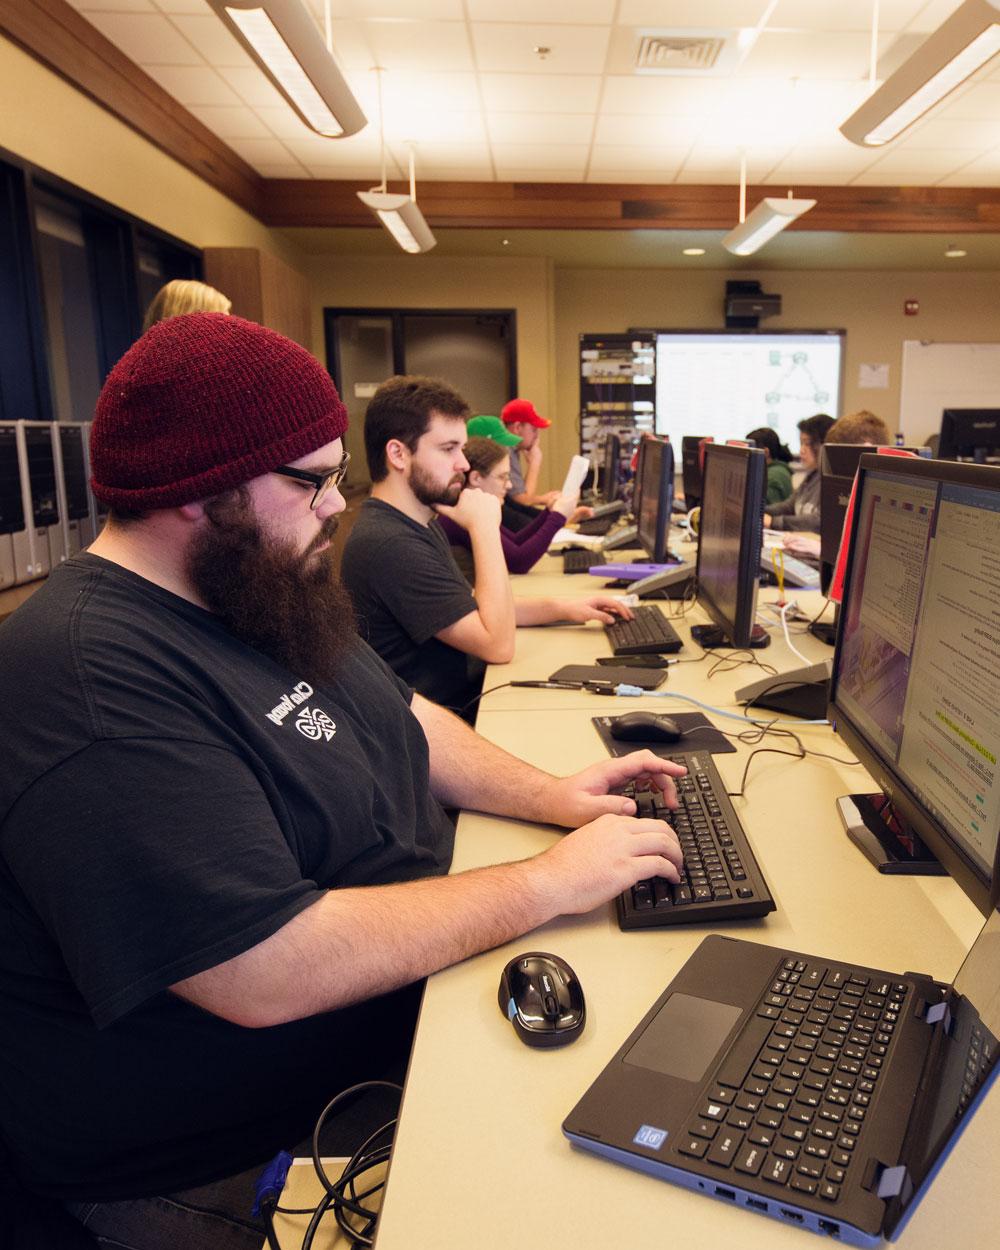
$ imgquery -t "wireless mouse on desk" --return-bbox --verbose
[498,952,586,1048]
[608,711,684,744]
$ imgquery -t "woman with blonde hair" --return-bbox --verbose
[142,279,231,332]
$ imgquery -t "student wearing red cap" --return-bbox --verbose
[0,316,684,1250]
[501,397,562,508]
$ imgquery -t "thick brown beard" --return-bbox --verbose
[409,461,464,508]
[186,489,357,685]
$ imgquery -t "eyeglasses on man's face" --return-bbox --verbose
[273,453,351,510]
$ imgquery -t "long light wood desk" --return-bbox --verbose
[366,550,994,1250]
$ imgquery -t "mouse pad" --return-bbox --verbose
[592,713,735,757]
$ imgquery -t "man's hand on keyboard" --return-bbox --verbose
[537,750,684,829]
[550,595,634,625]
[535,813,683,914]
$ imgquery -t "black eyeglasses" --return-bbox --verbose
[273,453,351,510]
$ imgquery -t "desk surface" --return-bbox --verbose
[366,549,994,1250]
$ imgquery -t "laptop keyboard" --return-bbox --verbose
[605,604,683,655]
[617,752,775,929]
[677,962,910,1200]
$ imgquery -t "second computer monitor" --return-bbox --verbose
[696,443,767,648]
[680,435,712,511]
[938,409,1000,462]
[601,432,622,503]
[635,435,674,563]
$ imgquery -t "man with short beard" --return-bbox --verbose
[0,314,684,1250]
[341,375,631,718]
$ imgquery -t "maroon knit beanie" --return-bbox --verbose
[90,312,349,510]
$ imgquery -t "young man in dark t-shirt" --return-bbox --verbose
[0,315,685,1250]
[341,376,630,717]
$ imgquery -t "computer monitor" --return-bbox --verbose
[938,409,1000,463]
[829,453,1000,912]
[819,443,928,594]
[694,443,767,648]
[600,432,621,503]
[635,435,674,563]
[680,435,711,511]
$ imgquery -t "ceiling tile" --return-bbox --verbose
[322,21,378,70]
[494,167,586,181]
[488,113,595,144]
[594,113,704,146]
[737,31,871,77]
[467,0,615,21]
[936,80,1000,118]
[383,111,487,144]
[187,105,275,139]
[865,146,984,173]
[588,145,690,171]
[82,12,202,64]
[70,0,156,11]
[348,72,482,116]
[215,66,288,109]
[305,162,400,179]
[586,169,678,183]
[490,143,591,169]
[152,0,211,13]
[479,73,601,112]
[471,24,611,74]
[769,1,930,32]
[601,76,725,115]
[617,1,771,23]
[169,15,255,67]
[902,1,968,33]
[364,20,474,71]
[906,116,1000,149]
[224,136,300,165]
[772,142,880,174]
[253,107,318,141]
[142,63,242,106]
[333,0,463,15]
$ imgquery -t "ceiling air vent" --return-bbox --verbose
[634,29,739,76]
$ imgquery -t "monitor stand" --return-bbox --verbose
[735,659,831,719]
[690,623,771,649]
[836,794,946,876]
[809,603,840,647]
[630,564,696,600]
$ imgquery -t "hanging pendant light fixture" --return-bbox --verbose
[356,70,436,255]
[722,154,816,256]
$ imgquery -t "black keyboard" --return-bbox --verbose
[563,548,601,574]
[677,959,911,1201]
[605,604,683,655]
[617,750,775,928]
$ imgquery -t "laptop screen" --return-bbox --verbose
[830,456,1000,914]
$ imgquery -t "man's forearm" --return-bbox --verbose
[411,693,560,822]
[173,856,557,1028]
[470,526,516,645]
[513,597,564,626]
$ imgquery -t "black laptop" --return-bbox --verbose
[564,917,999,1245]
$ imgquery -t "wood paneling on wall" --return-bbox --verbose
[203,248,311,347]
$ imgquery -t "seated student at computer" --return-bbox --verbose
[0,317,685,1250]
[745,426,793,504]
[501,397,564,509]
[781,410,891,560]
[764,412,835,532]
[340,376,632,717]
[437,436,577,575]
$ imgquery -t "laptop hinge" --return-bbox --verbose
[875,1163,913,1202]
[924,1001,952,1028]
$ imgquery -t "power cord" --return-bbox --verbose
[255,1080,403,1250]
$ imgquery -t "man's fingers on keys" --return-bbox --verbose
[628,819,683,879]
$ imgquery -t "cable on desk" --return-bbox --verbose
[706,649,778,680]
[458,681,515,718]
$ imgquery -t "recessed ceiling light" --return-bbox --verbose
[501,238,510,247]
[945,245,967,258]
[683,247,706,256]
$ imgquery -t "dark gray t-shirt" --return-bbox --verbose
[341,498,485,715]
[507,447,527,495]
[0,555,454,1199]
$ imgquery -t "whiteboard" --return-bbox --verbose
[900,341,1000,446]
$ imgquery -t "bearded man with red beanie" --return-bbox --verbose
[0,314,683,1250]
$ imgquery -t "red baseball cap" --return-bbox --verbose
[501,398,550,428]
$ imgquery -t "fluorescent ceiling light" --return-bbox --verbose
[722,197,816,256]
[357,191,437,255]
[841,0,1000,147]
[208,0,366,138]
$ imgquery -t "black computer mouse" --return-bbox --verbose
[609,711,684,743]
[498,952,586,1048]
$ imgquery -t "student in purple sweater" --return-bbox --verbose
[438,436,576,575]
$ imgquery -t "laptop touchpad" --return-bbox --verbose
[624,993,742,1083]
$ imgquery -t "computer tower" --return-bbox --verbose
[53,422,95,555]
[0,424,23,589]
[18,420,64,575]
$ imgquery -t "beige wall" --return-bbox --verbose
[553,267,1000,470]
[0,35,303,268]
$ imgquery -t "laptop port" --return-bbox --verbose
[818,1218,841,1238]
[780,1208,803,1223]
[715,1186,736,1201]
[746,1197,767,1212]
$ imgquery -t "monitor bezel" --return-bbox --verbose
[695,442,766,648]
[680,434,711,511]
[635,435,674,564]
[828,452,1000,917]
[939,408,1000,461]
